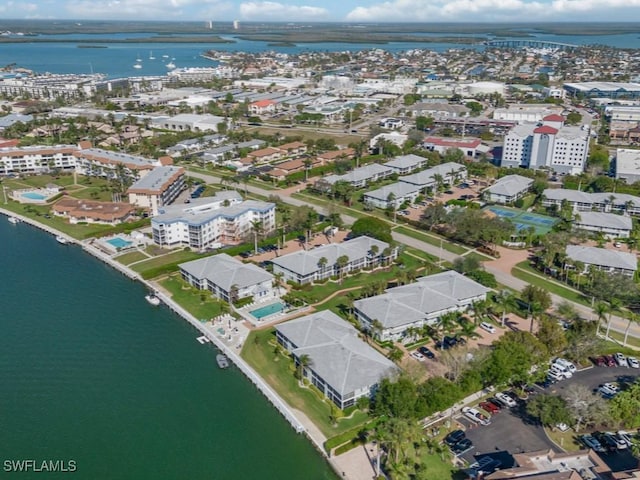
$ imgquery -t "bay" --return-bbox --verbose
[1,31,639,79]
[0,219,337,480]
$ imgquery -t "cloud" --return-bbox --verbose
[62,0,226,20]
[239,1,329,20]
[345,0,640,22]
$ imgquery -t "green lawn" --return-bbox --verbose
[159,275,223,320]
[130,249,206,277]
[241,328,369,438]
[392,225,468,255]
[2,173,77,189]
[420,453,460,479]
[114,250,149,265]
[511,262,590,306]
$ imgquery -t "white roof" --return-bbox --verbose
[486,174,533,197]
[575,211,633,231]
[275,310,397,397]
[616,149,640,178]
[566,245,637,272]
[179,253,273,290]
[364,182,420,202]
[383,154,426,170]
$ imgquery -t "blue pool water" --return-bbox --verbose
[250,302,285,319]
[22,192,47,200]
[107,237,133,249]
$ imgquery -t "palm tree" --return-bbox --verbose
[317,256,328,279]
[371,319,384,341]
[296,354,312,382]
[273,272,284,293]
[250,219,263,254]
[228,284,239,306]
[605,298,622,339]
[336,255,349,283]
[594,301,609,336]
[438,311,458,343]
[623,311,639,346]
[387,346,404,363]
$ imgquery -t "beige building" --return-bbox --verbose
[127,166,185,216]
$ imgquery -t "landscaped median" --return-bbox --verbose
[511,261,591,307]
[241,328,370,439]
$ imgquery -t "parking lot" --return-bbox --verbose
[451,363,639,471]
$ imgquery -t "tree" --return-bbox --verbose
[336,255,349,283]
[623,311,639,347]
[566,111,583,125]
[387,346,404,363]
[609,379,640,428]
[536,317,568,355]
[350,217,393,243]
[415,116,434,132]
[482,331,548,386]
[563,383,609,431]
[526,394,571,427]
[420,202,447,231]
[605,297,622,340]
[250,219,263,254]
[521,285,552,331]
[296,354,312,382]
[593,301,609,336]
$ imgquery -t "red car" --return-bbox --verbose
[592,356,606,367]
[605,355,616,367]
[479,401,500,415]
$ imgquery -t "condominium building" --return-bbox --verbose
[275,310,398,409]
[151,192,275,251]
[541,189,640,216]
[565,245,637,277]
[0,145,78,175]
[127,166,185,216]
[353,270,489,342]
[501,115,590,174]
[271,236,397,285]
[615,148,640,184]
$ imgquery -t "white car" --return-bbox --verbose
[617,431,634,448]
[462,407,491,426]
[410,351,425,362]
[494,392,517,408]
[615,353,629,367]
[553,358,577,373]
[547,369,564,382]
[549,364,572,379]
[599,383,619,398]
[628,356,640,368]
[480,321,496,334]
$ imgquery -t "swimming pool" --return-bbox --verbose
[250,302,286,320]
[106,237,133,249]
[22,192,47,200]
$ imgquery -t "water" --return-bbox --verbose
[0,220,336,480]
[106,237,133,248]
[21,192,46,200]
[2,30,640,78]
[249,302,286,320]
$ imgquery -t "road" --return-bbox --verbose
[186,168,640,342]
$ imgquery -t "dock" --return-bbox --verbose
[196,335,210,344]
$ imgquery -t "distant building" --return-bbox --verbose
[271,236,397,285]
[615,148,640,184]
[541,189,640,216]
[127,166,185,216]
[423,136,484,158]
[151,192,275,251]
[52,197,136,225]
[501,116,590,174]
[155,114,226,132]
[493,104,563,123]
[275,310,398,409]
[565,245,637,277]
[399,162,467,191]
[573,211,632,238]
[179,253,276,303]
[564,81,640,99]
[483,175,534,204]
[369,132,407,151]
[320,163,394,189]
[354,270,489,342]
[363,182,421,209]
[383,154,428,175]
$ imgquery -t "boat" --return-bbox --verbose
[162,54,169,58]
[165,60,176,69]
[149,51,155,60]
[145,294,161,306]
[133,63,142,69]
[8,216,19,224]
[55,235,68,244]
[216,354,229,369]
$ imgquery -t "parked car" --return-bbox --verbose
[604,432,628,450]
[628,356,640,368]
[598,383,619,398]
[462,407,491,426]
[470,456,502,475]
[553,358,577,373]
[549,364,572,379]
[591,356,606,367]
[615,353,629,367]
[418,346,435,359]
[410,351,425,361]
[486,398,503,411]
[494,392,517,408]
[444,429,466,447]
[617,431,634,448]
[604,355,616,367]
[480,321,496,334]
[451,438,474,455]
[547,369,564,382]
[580,434,606,453]
[479,401,500,415]
[595,432,622,452]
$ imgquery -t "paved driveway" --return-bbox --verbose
[540,363,639,396]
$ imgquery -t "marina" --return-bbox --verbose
[196,335,211,344]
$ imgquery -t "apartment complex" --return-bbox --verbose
[501,115,590,174]
[151,192,275,251]
[127,166,186,216]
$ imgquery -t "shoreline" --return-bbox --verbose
[0,208,350,478]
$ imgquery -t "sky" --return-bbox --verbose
[3,0,640,23]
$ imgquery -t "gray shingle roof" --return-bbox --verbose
[566,245,637,272]
[486,175,533,197]
[383,154,426,170]
[364,182,420,202]
[322,163,393,185]
[271,236,389,276]
[179,253,273,290]
[354,270,489,329]
[400,162,466,187]
[575,211,633,231]
[275,310,397,397]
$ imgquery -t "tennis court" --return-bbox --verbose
[485,206,558,235]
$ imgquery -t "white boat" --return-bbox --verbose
[162,54,169,58]
[145,294,161,306]
[133,63,142,69]
[165,61,176,69]
[8,216,19,224]
[149,51,155,60]
[216,354,229,369]
[55,235,68,244]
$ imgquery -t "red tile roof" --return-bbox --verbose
[534,125,558,135]
[425,137,481,148]
[543,114,565,122]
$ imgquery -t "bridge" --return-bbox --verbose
[484,39,579,51]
